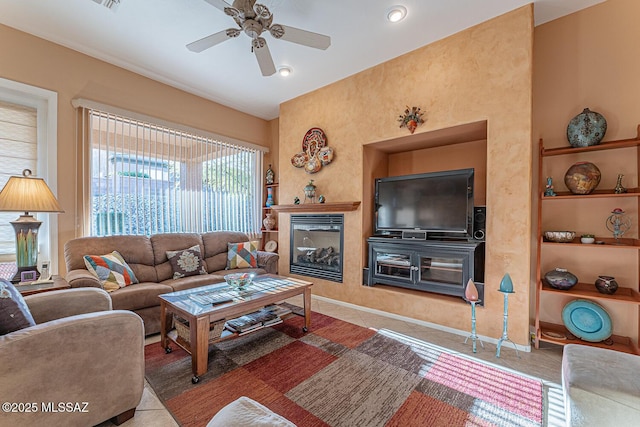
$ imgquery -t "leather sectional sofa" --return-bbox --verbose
[64,231,278,335]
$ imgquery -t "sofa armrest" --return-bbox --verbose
[257,251,279,274]
[25,288,112,324]
[0,310,144,427]
[66,268,102,289]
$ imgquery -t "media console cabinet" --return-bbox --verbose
[366,237,485,303]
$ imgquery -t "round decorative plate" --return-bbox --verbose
[264,240,278,252]
[562,299,612,342]
[302,128,327,157]
[291,152,308,168]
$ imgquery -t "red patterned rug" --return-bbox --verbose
[145,309,544,427]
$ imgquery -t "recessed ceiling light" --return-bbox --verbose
[387,6,407,23]
[279,67,292,77]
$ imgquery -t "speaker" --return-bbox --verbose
[473,206,486,241]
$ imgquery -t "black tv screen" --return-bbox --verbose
[375,168,474,236]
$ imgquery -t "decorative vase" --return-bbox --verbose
[303,180,316,203]
[265,164,274,185]
[564,161,601,194]
[263,213,276,231]
[595,275,618,295]
[567,108,607,147]
[265,187,274,207]
[544,268,578,290]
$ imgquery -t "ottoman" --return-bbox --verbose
[207,396,296,427]
[562,344,640,426]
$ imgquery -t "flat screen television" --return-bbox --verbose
[374,168,474,238]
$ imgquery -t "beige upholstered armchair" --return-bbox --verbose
[0,288,145,427]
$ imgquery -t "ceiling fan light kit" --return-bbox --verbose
[387,5,407,23]
[190,0,331,76]
[279,67,292,77]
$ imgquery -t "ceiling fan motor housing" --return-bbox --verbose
[243,20,264,38]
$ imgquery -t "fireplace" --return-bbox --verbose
[290,214,344,282]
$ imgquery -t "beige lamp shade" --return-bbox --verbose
[0,169,64,214]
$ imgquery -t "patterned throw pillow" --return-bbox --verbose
[227,241,259,269]
[166,245,207,279]
[0,279,36,335]
[84,251,139,292]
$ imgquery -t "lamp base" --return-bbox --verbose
[11,265,40,284]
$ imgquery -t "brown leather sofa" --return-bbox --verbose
[64,231,279,335]
[0,288,144,426]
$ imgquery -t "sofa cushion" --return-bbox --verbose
[0,279,36,335]
[227,241,259,269]
[108,282,174,311]
[202,231,253,272]
[162,274,226,292]
[166,244,207,279]
[151,233,205,282]
[84,251,139,292]
[65,235,158,283]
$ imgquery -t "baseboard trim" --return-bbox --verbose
[311,294,532,353]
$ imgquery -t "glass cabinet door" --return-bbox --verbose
[373,250,413,282]
[418,254,464,288]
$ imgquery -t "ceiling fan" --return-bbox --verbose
[187,0,331,76]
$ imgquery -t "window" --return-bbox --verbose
[0,78,58,275]
[76,102,265,237]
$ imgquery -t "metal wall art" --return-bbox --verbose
[398,106,425,134]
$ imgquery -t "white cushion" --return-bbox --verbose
[207,396,296,427]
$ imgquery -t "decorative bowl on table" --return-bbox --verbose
[224,273,255,290]
[543,231,576,243]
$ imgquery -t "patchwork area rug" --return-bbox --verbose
[145,309,544,427]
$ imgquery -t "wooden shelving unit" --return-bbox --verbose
[262,183,278,252]
[535,126,640,355]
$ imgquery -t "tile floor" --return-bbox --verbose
[100,295,565,427]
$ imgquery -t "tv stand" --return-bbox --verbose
[366,237,485,303]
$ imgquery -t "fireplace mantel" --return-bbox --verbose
[270,201,360,213]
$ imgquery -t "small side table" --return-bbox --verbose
[17,276,70,296]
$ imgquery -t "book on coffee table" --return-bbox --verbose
[226,308,281,333]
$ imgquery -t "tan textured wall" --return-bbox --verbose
[0,24,271,274]
[534,0,640,346]
[279,7,534,344]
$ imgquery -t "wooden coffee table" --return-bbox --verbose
[159,274,312,383]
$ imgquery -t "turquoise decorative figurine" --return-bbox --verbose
[544,177,556,197]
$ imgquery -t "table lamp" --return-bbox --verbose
[0,169,64,283]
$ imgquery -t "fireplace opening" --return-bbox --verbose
[290,214,344,282]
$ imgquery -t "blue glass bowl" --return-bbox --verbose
[224,273,254,290]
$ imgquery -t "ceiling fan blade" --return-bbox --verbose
[269,24,331,50]
[203,0,232,13]
[187,29,239,52]
[252,37,276,76]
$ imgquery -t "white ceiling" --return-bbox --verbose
[0,0,605,120]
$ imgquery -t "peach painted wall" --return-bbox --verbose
[533,0,640,346]
[278,7,534,345]
[0,24,271,274]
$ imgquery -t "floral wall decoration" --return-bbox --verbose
[290,127,335,174]
[398,106,425,134]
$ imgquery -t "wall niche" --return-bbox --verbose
[361,121,488,265]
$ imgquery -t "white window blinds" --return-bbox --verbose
[77,105,263,237]
[0,101,37,259]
